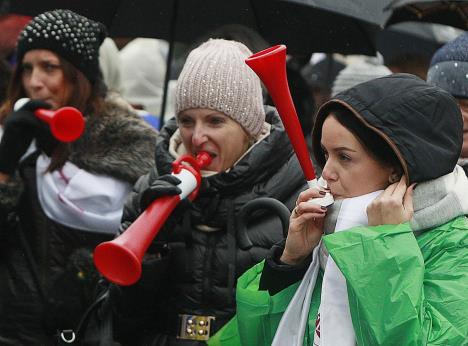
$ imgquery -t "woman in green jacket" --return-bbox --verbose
[210,74,468,345]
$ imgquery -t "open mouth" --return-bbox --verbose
[194,151,217,159]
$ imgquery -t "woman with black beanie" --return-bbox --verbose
[0,10,157,344]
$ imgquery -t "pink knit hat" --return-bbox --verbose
[176,39,265,138]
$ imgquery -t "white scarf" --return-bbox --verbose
[273,190,382,346]
[36,154,131,234]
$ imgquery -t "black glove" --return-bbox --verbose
[0,100,54,174]
[22,100,59,156]
[140,174,182,211]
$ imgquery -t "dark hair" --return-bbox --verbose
[323,106,402,174]
[0,54,107,170]
[0,59,12,104]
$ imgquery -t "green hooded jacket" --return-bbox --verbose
[209,216,468,345]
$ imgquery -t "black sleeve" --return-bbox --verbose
[119,168,155,235]
[259,240,313,295]
[0,173,24,218]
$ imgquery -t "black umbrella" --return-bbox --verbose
[109,0,388,56]
[8,0,120,29]
[109,0,390,121]
[376,21,462,64]
[9,0,391,122]
[10,0,388,55]
[384,0,468,30]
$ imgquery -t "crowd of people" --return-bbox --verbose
[0,8,468,346]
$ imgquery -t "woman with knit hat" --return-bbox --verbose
[110,38,306,345]
[211,74,468,345]
[0,10,157,344]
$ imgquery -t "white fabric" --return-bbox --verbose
[120,38,176,118]
[316,191,381,346]
[272,241,322,346]
[99,38,122,94]
[36,154,131,234]
[273,190,381,346]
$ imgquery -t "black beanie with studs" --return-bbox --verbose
[16,9,107,83]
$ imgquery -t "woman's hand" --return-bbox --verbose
[367,177,415,226]
[280,188,328,265]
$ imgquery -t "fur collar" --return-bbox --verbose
[69,98,157,184]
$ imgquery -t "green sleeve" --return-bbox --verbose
[209,260,300,346]
[323,218,468,345]
[209,260,323,346]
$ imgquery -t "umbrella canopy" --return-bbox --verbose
[111,0,390,56]
[10,0,390,55]
[9,0,394,124]
[376,21,463,63]
[384,0,468,30]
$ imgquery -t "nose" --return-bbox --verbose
[192,124,208,147]
[27,68,44,90]
[321,159,338,182]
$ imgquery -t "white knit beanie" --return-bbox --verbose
[331,58,391,96]
[176,39,265,138]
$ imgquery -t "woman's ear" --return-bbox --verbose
[388,167,402,184]
[388,173,400,184]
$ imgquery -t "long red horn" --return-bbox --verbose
[94,152,212,286]
[246,45,316,182]
[245,45,333,206]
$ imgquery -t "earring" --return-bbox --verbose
[389,174,399,184]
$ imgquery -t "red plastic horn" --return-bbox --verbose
[94,152,212,286]
[246,45,333,207]
[246,45,316,182]
[15,98,85,142]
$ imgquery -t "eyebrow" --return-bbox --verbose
[22,59,60,66]
[179,111,225,118]
[321,144,357,153]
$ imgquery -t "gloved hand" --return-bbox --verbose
[0,99,55,174]
[140,174,182,211]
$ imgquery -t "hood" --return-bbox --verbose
[312,73,463,184]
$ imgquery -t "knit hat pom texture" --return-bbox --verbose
[176,39,265,138]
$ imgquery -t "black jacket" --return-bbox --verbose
[114,107,307,345]
[0,100,157,345]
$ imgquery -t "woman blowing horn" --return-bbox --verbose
[0,10,157,344]
[109,39,308,345]
[211,74,468,345]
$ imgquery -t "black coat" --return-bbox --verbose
[0,100,157,345]
[114,107,307,345]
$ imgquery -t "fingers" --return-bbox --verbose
[148,185,181,196]
[159,174,182,185]
[22,99,53,111]
[403,183,416,216]
[296,187,328,205]
[292,201,327,219]
[392,176,408,200]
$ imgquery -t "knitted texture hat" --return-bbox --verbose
[427,32,468,99]
[176,39,265,138]
[16,9,107,83]
[331,58,391,96]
